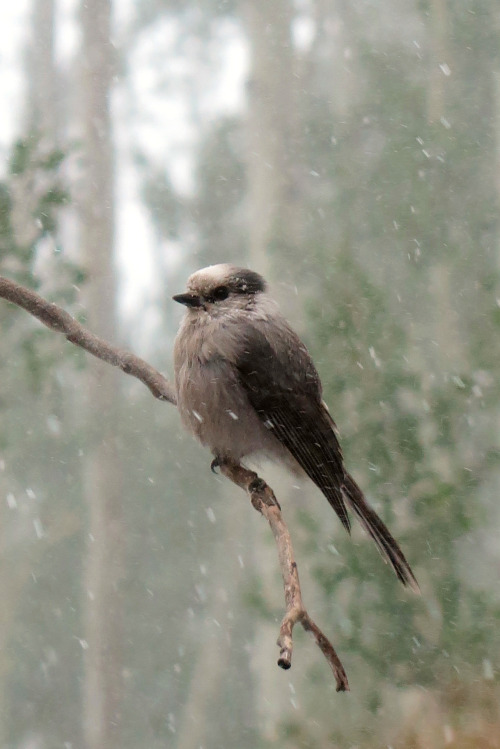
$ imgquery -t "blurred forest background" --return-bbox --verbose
[1,0,500,747]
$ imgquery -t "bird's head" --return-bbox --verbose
[173,264,267,316]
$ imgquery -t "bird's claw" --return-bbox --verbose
[211,457,222,474]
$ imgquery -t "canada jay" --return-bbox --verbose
[173,264,418,590]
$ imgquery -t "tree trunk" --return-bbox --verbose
[241,2,305,736]
[0,3,59,744]
[80,2,123,747]
[174,505,251,749]
[495,71,500,265]
[26,0,58,140]
[427,0,448,124]
[243,0,301,278]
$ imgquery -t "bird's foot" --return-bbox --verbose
[249,476,267,494]
[249,476,281,510]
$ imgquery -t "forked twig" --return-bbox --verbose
[0,274,349,688]
[219,461,349,691]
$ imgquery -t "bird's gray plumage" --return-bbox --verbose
[173,264,418,590]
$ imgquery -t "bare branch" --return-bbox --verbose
[0,276,176,404]
[1,275,349,689]
[219,461,350,692]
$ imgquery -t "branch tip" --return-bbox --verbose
[277,655,292,670]
[220,461,349,688]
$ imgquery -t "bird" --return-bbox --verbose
[172,263,418,591]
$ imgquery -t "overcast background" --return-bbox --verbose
[1,1,500,748]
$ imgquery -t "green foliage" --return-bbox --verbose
[135,1,500,737]
[1,133,69,266]
[268,2,500,739]
[0,133,84,392]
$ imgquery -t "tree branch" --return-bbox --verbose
[220,461,349,692]
[0,276,176,404]
[0,274,349,689]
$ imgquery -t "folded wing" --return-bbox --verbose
[235,322,351,532]
[235,318,418,590]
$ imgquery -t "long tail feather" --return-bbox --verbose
[342,473,419,592]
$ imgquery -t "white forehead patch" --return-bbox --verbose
[187,264,235,289]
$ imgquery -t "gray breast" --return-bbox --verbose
[175,355,278,461]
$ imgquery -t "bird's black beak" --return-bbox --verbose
[172,292,203,308]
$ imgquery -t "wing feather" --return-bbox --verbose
[234,316,418,589]
[236,323,351,532]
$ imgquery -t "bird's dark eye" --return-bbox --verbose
[207,286,229,303]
